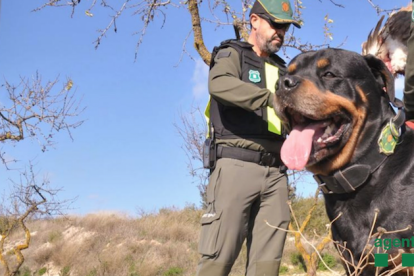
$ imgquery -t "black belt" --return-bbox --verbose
[216,145,284,168]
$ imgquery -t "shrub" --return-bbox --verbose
[38,267,47,275]
[0,216,11,233]
[17,266,31,276]
[60,266,71,276]
[279,265,289,274]
[163,267,184,276]
[318,253,337,271]
[290,196,330,235]
[290,252,305,271]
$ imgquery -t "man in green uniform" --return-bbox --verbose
[405,1,414,128]
[196,0,300,275]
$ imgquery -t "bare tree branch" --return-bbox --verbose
[365,0,403,15]
[188,0,212,66]
[0,71,82,275]
[0,73,85,154]
[33,0,403,63]
[174,107,209,207]
[175,29,197,67]
[95,0,132,50]
[0,163,75,276]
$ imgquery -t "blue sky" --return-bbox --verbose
[0,0,408,215]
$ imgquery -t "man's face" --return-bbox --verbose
[255,16,289,55]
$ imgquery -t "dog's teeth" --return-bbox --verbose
[324,125,333,135]
[324,122,337,136]
[325,136,336,142]
[317,137,323,143]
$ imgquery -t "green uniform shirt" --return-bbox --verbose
[209,47,284,153]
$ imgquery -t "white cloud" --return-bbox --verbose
[191,59,209,100]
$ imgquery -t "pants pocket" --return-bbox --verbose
[198,209,223,257]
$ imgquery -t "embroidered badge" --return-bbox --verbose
[378,122,399,155]
[249,70,261,83]
[282,2,290,13]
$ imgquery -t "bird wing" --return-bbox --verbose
[362,6,412,75]
[362,15,385,56]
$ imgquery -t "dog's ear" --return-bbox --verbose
[363,54,395,102]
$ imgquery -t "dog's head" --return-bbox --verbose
[274,48,396,175]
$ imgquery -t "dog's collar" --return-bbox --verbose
[313,161,386,194]
[314,104,405,195]
[313,154,388,194]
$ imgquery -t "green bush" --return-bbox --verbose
[318,253,337,271]
[60,266,71,276]
[290,252,305,271]
[290,196,330,235]
[17,266,31,276]
[279,265,289,274]
[163,267,184,276]
[0,216,11,233]
[38,267,47,275]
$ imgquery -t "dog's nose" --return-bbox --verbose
[281,75,299,90]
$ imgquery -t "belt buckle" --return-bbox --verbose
[260,153,273,166]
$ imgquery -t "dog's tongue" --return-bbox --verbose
[281,124,317,170]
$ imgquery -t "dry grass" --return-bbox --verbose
[0,205,341,276]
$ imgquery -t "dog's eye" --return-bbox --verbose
[323,72,336,78]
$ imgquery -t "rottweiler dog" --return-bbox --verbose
[274,48,414,275]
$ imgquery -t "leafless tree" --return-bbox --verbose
[33,0,402,63]
[174,107,209,208]
[0,72,84,158]
[0,163,74,276]
[0,72,84,275]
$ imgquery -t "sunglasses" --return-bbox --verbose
[258,14,291,32]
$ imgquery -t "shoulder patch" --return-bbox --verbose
[216,51,231,59]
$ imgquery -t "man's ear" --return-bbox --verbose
[363,54,395,102]
[250,14,260,30]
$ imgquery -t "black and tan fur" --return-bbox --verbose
[274,48,414,275]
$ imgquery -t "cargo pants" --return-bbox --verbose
[196,157,290,276]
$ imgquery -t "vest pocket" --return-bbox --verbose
[198,209,223,257]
